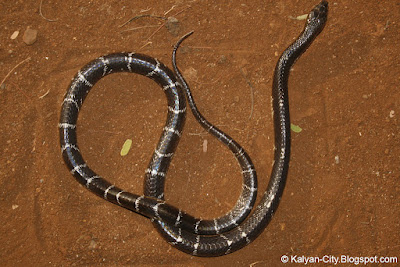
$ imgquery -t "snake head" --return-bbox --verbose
[306,1,328,33]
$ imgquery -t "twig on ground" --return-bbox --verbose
[120,25,160,33]
[144,24,165,41]
[187,46,213,50]
[39,0,58,22]
[249,261,264,267]
[171,5,191,17]
[164,5,176,16]
[191,76,221,85]
[38,87,50,99]
[139,7,151,13]
[119,14,166,28]
[188,132,209,136]
[0,57,31,88]
[139,41,153,50]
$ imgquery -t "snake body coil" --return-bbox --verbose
[59,1,328,257]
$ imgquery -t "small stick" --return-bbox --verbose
[249,261,264,267]
[139,41,153,50]
[145,24,165,41]
[86,128,122,135]
[120,25,160,33]
[164,5,176,16]
[39,0,58,22]
[191,76,221,85]
[188,132,208,136]
[384,19,390,30]
[39,88,50,99]
[172,5,191,17]
[0,57,31,88]
[119,14,166,28]
[187,46,214,50]
[140,7,151,13]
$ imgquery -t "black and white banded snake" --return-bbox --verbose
[59,1,328,257]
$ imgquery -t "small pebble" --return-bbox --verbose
[334,155,340,164]
[23,28,38,45]
[10,31,19,40]
[218,55,227,64]
[166,17,180,36]
[88,240,97,249]
[389,110,395,118]
[202,139,208,153]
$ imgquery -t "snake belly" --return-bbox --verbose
[147,0,328,256]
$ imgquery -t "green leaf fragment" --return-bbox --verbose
[291,123,302,133]
[120,139,132,156]
[289,14,308,21]
[296,14,308,20]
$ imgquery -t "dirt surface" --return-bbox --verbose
[1,1,399,266]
